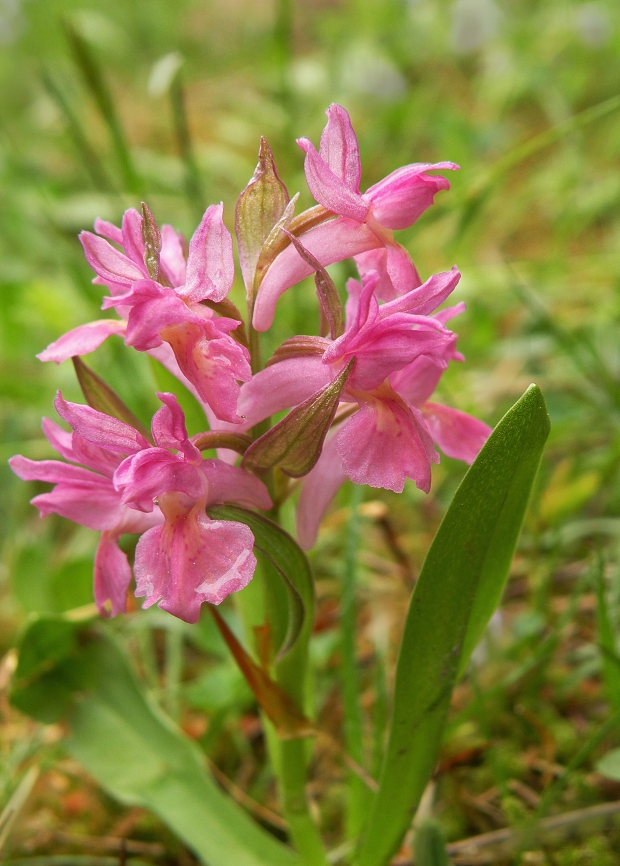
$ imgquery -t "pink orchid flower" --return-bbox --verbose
[56,392,271,623]
[38,205,251,424]
[11,393,272,623]
[295,302,492,549]
[252,104,457,331]
[237,266,490,547]
[9,417,161,617]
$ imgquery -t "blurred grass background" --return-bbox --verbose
[3,0,620,862]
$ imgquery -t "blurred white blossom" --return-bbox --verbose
[341,44,406,102]
[0,0,24,45]
[451,0,501,54]
[575,3,611,48]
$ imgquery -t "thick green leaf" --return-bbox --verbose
[355,385,550,866]
[208,505,314,665]
[11,616,299,866]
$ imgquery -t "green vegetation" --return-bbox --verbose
[3,0,620,863]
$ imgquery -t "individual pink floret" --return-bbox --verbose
[38,205,251,424]
[11,392,271,623]
[253,104,458,330]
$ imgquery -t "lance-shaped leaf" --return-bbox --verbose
[282,230,344,339]
[72,356,152,442]
[236,137,290,295]
[141,201,162,282]
[209,607,315,739]
[242,360,354,478]
[355,385,550,866]
[208,505,314,662]
[10,616,300,866]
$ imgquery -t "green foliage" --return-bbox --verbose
[356,385,550,866]
[10,616,300,866]
[413,820,450,866]
[209,505,314,665]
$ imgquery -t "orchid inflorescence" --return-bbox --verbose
[10,104,490,624]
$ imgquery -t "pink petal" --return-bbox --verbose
[379,267,461,318]
[71,433,124,477]
[41,419,122,477]
[253,218,382,331]
[94,217,123,244]
[160,321,251,424]
[435,301,466,325]
[384,241,422,297]
[296,432,348,550]
[94,530,132,616]
[30,486,124,530]
[336,389,438,493]
[151,392,189,450]
[121,208,146,267]
[180,204,234,304]
[297,138,369,222]
[390,354,447,406]
[114,449,206,511]
[79,232,145,286]
[344,278,363,330]
[355,245,422,302]
[203,459,273,510]
[367,163,458,230]
[54,393,149,454]
[237,356,333,428]
[319,104,362,192]
[134,494,257,622]
[37,319,126,363]
[161,224,187,287]
[120,281,202,351]
[9,455,109,486]
[42,417,75,461]
[325,287,453,392]
[421,402,491,464]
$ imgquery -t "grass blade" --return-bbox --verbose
[64,19,140,194]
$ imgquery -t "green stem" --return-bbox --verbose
[164,624,184,721]
[236,565,327,866]
[341,483,370,838]
[278,739,328,866]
